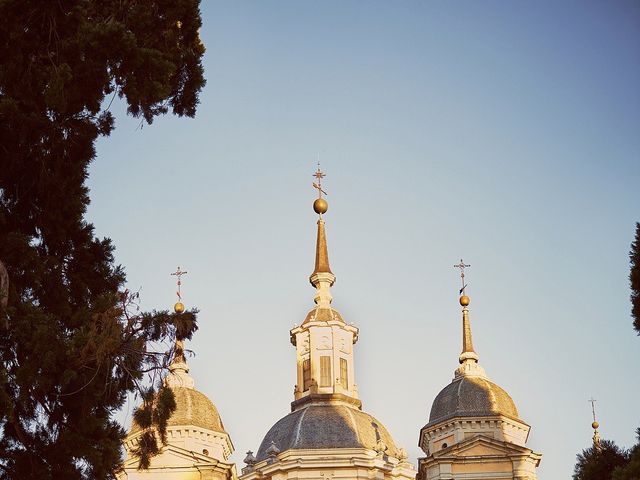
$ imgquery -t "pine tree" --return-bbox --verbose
[630,223,640,335]
[0,1,206,478]
[574,440,629,480]
[613,428,640,480]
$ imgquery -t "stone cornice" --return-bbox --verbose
[290,392,363,411]
[124,424,234,460]
[240,447,415,480]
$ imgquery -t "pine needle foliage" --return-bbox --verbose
[0,1,205,478]
[630,223,640,335]
[573,440,629,480]
[613,428,640,480]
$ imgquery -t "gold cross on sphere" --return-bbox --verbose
[311,163,328,214]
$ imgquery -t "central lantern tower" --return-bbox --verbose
[289,169,359,410]
[239,167,415,480]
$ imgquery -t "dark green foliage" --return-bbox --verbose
[574,440,629,480]
[630,223,640,335]
[130,384,178,469]
[0,1,205,478]
[613,428,640,480]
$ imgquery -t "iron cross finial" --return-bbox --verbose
[312,162,327,198]
[454,259,471,295]
[171,266,188,301]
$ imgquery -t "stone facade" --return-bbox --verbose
[241,447,415,480]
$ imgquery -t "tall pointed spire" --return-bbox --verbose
[460,299,478,362]
[589,398,602,451]
[453,260,485,378]
[312,218,333,276]
[289,164,360,408]
[309,164,335,304]
[166,267,194,389]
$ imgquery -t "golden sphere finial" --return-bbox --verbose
[459,295,470,307]
[313,198,328,215]
[592,421,599,430]
[174,301,185,314]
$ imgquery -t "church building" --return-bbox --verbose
[119,330,236,479]
[121,169,541,480]
[238,170,416,480]
[416,267,542,480]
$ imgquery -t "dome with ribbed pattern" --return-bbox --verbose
[255,403,400,461]
[428,375,520,426]
[131,386,225,434]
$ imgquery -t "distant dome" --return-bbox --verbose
[255,403,399,461]
[131,386,225,434]
[428,376,519,426]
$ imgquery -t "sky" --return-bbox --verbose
[89,2,640,477]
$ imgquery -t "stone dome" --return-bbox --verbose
[428,375,520,426]
[131,386,225,434]
[255,403,400,461]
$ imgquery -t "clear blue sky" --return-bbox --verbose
[90,2,639,477]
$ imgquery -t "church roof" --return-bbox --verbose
[428,375,520,426]
[302,305,344,324]
[311,217,333,278]
[131,386,226,434]
[255,403,400,462]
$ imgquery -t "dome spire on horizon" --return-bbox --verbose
[123,267,235,476]
[242,166,415,480]
[288,164,361,409]
[453,260,485,379]
[454,260,478,363]
[589,397,602,451]
[310,164,335,305]
[419,261,542,479]
[166,266,194,389]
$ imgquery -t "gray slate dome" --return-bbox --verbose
[131,386,225,434]
[256,403,399,461]
[428,376,519,426]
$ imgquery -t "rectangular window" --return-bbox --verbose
[303,358,311,391]
[340,358,348,389]
[320,356,332,387]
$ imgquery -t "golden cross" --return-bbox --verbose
[171,266,188,301]
[454,259,471,295]
[589,397,597,423]
[312,162,327,198]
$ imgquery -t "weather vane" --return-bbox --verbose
[454,259,471,295]
[171,266,188,303]
[312,162,327,199]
